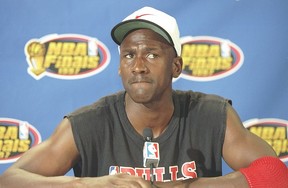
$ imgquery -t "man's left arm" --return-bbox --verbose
[222,103,287,187]
[153,103,287,188]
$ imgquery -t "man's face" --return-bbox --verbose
[119,29,181,104]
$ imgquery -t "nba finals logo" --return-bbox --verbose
[24,34,110,80]
[180,36,244,81]
[0,118,41,164]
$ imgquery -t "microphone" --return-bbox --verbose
[143,128,160,184]
[143,128,153,142]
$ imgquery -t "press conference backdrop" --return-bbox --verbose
[0,0,287,176]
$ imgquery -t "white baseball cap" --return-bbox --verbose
[111,6,181,56]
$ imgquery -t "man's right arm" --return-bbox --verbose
[0,118,81,188]
[0,118,153,188]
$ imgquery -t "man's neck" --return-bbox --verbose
[124,93,174,138]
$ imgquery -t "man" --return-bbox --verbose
[1,6,287,188]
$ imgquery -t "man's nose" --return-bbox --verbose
[131,57,148,73]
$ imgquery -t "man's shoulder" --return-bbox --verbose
[67,91,125,117]
[174,90,230,104]
[96,91,125,107]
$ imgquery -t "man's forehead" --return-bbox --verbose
[121,28,172,47]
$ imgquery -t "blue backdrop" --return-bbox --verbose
[1,0,287,175]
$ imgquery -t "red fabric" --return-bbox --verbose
[239,156,288,188]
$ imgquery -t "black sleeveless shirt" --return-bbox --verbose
[67,90,229,181]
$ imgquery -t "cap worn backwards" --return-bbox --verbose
[111,6,181,56]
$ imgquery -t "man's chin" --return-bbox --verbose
[128,91,152,104]
[131,95,151,104]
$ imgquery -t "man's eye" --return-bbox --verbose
[125,54,134,59]
[147,53,157,59]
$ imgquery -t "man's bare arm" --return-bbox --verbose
[0,118,81,188]
[154,103,280,188]
[222,104,276,170]
[0,118,153,188]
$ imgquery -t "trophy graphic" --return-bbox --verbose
[26,41,46,76]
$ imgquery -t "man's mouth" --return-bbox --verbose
[128,77,153,84]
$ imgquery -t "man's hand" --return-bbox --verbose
[76,173,152,188]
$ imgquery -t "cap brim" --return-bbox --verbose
[111,19,173,46]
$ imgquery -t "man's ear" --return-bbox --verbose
[172,56,183,78]
[118,67,122,76]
